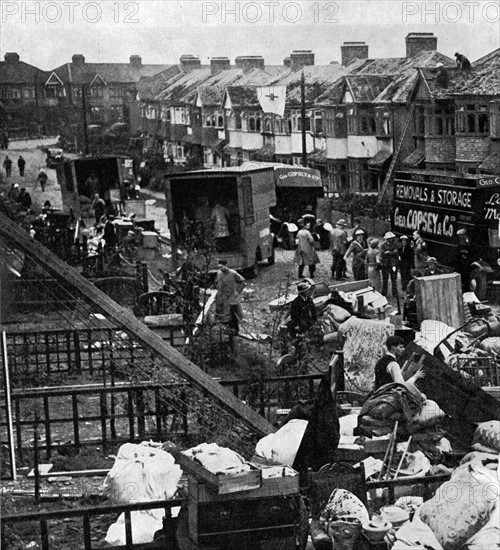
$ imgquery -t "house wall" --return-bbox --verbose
[455,136,491,161]
[291,132,314,153]
[326,137,348,159]
[347,136,378,158]
[425,136,456,166]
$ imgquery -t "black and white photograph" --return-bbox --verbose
[1,1,500,548]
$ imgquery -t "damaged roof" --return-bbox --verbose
[225,86,261,108]
[344,75,394,103]
[314,50,453,106]
[420,48,500,98]
[274,63,350,106]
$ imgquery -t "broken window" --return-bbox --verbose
[456,103,489,135]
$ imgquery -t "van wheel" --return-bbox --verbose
[268,247,275,265]
[246,260,259,279]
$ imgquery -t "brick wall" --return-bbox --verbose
[425,136,456,164]
[455,136,491,161]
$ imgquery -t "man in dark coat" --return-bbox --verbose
[17,155,26,176]
[455,228,472,292]
[289,279,317,339]
[3,155,12,177]
[103,215,117,251]
[329,219,348,280]
[455,52,471,70]
[399,235,414,293]
[16,188,32,210]
[380,232,399,299]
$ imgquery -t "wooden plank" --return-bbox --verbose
[186,289,217,345]
[0,213,273,438]
[415,273,464,327]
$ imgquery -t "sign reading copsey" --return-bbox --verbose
[274,167,322,188]
[393,205,455,238]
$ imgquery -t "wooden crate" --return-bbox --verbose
[187,468,301,546]
[415,273,464,327]
[173,451,262,496]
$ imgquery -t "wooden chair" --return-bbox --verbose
[306,462,367,550]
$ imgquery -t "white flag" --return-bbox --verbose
[257,86,287,117]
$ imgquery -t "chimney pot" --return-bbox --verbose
[130,55,142,68]
[235,56,265,71]
[4,53,20,63]
[180,55,201,71]
[341,42,369,66]
[405,33,437,58]
[290,50,315,70]
[210,57,231,73]
[72,54,85,66]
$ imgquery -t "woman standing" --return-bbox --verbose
[365,238,382,292]
[344,229,367,281]
[294,221,320,279]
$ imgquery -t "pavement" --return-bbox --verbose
[1,137,63,211]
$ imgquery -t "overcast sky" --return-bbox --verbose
[1,1,499,69]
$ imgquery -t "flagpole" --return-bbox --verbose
[301,70,307,167]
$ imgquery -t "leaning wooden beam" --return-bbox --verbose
[0,213,273,438]
[186,289,217,345]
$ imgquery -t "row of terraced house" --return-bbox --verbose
[1,33,499,196]
[138,34,500,195]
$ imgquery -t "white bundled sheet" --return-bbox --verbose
[103,442,182,546]
[255,419,308,466]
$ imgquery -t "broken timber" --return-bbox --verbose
[0,213,273,439]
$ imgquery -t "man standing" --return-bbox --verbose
[288,279,317,358]
[380,232,399,299]
[103,215,117,252]
[413,231,429,270]
[215,259,246,336]
[37,169,48,192]
[3,155,12,177]
[455,228,471,292]
[399,235,414,293]
[92,193,106,226]
[16,188,32,211]
[17,155,26,177]
[295,220,319,279]
[329,219,348,280]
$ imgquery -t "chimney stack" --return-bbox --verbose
[290,50,315,70]
[4,53,20,63]
[129,55,142,68]
[72,54,85,66]
[210,57,231,73]
[405,33,437,58]
[180,55,202,71]
[235,56,265,71]
[341,42,369,66]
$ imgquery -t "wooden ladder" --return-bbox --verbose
[377,102,416,206]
